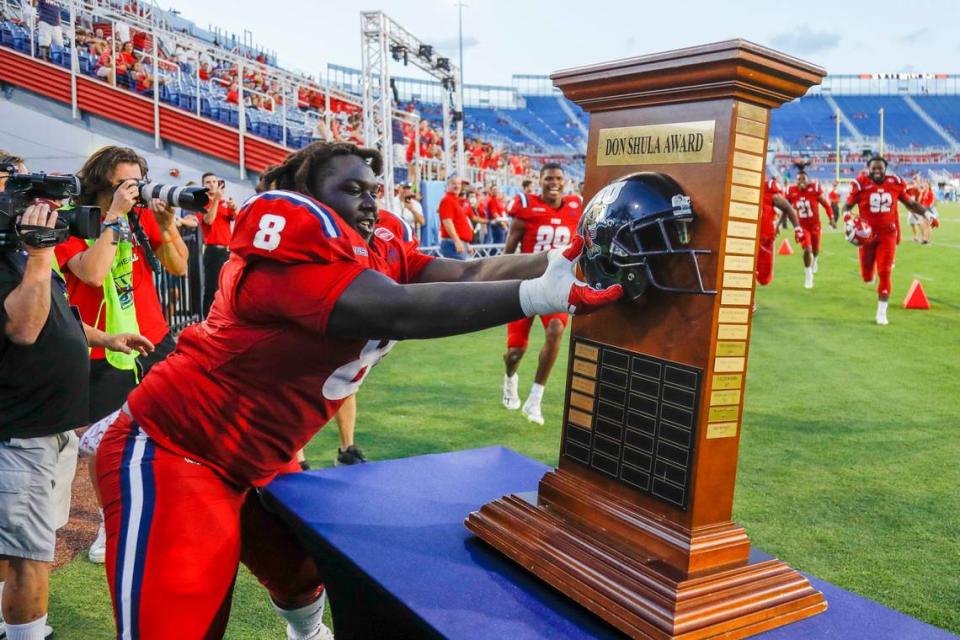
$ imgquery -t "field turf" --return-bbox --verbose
[48,203,960,638]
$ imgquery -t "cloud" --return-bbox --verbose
[770,25,840,55]
[899,28,930,43]
[431,35,479,55]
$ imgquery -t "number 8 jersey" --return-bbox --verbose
[125,190,433,488]
[509,192,583,253]
[846,173,906,234]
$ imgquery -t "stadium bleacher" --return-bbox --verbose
[831,95,946,148]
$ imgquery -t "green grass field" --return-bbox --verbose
[48,204,960,638]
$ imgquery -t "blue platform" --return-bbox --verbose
[264,447,957,640]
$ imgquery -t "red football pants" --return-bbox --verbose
[799,224,821,254]
[756,236,775,286]
[97,412,323,639]
[506,313,568,349]
[859,232,897,297]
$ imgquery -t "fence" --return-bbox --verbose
[153,225,203,334]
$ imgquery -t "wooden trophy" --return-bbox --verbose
[466,41,827,639]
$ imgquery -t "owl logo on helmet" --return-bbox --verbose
[579,172,715,300]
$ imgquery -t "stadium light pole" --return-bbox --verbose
[457,2,466,93]
[835,109,840,183]
[879,107,885,157]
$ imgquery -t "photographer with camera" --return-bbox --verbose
[53,146,195,563]
[196,172,236,317]
[1,179,153,639]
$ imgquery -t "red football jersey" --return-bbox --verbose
[846,174,907,233]
[511,193,583,253]
[785,181,825,226]
[760,178,782,238]
[127,191,434,487]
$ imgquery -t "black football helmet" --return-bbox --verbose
[579,172,715,300]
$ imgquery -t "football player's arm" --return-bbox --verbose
[773,194,799,228]
[415,250,547,284]
[898,192,929,216]
[818,194,836,227]
[503,217,525,255]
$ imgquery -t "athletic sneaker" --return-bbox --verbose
[88,523,106,564]
[804,271,814,289]
[812,258,818,273]
[521,398,545,426]
[0,622,55,639]
[876,309,889,325]
[502,374,520,410]
[335,445,367,466]
[289,621,334,640]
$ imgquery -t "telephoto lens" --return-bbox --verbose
[138,182,210,212]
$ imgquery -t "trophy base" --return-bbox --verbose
[466,492,826,640]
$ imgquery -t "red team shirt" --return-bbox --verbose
[55,207,170,358]
[509,193,583,253]
[198,199,237,246]
[760,178,782,238]
[845,174,907,236]
[126,191,433,487]
[786,181,826,227]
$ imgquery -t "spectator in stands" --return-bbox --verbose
[131,61,153,94]
[195,172,236,317]
[463,183,488,243]
[226,80,239,105]
[438,176,472,259]
[54,146,189,563]
[485,184,510,244]
[521,178,534,195]
[312,117,333,142]
[35,0,63,61]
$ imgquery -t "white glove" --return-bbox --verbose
[518,235,622,316]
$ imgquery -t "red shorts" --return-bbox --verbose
[506,313,569,349]
[756,235,775,286]
[97,411,322,639]
[799,224,821,254]
[858,230,897,297]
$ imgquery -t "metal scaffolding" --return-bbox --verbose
[360,11,464,196]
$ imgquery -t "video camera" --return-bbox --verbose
[0,173,101,250]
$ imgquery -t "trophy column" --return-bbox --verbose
[467,40,827,640]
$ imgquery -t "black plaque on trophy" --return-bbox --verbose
[562,338,702,510]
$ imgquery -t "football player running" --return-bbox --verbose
[94,142,622,640]
[756,176,801,288]
[842,156,931,325]
[785,171,836,289]
[501,162,583,425]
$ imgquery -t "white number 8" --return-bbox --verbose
[253,214,286,251]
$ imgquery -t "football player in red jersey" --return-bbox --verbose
[785,171,836,289]
[94,142,622,640]
[501,162,582,425]
[756,177,801,288]
[842,156,930,325]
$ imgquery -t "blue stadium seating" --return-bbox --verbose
[912,96,960,140]
[768,95,851,149]
[832,96,944,147]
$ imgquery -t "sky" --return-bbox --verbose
[162,0,956,87]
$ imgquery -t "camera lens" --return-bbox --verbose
[138,182,210,212]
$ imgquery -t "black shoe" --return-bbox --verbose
[299,460,312,471]
[336,445,367,466]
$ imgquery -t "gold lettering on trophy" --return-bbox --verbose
[711,373,743,390]
[569,408,594,430]
[729,201,759,221]
[573,359,598,378]
[714,356,745,372]
[710,389,742,406]
[725,238,755,255]
[571,375,596,396]
[730,185,760,204]
[706,422,739,439]
[718,307,750,323]
[574,343,599,362]
[731,168,761,187]
[734,133,765,155]
[732,151,764,172]
[727,220,757,239]
[735,116,766,137]
[722,272,753,289]
[570,392,595,411]
[737,102,769,123]
[597,121,715,166]
[708,405,740,422]
[721,289,752,306]
[717,324,749,340]
[716,341,747,357]
[723,255,755,272]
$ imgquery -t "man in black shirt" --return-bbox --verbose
[0,202,152,640]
